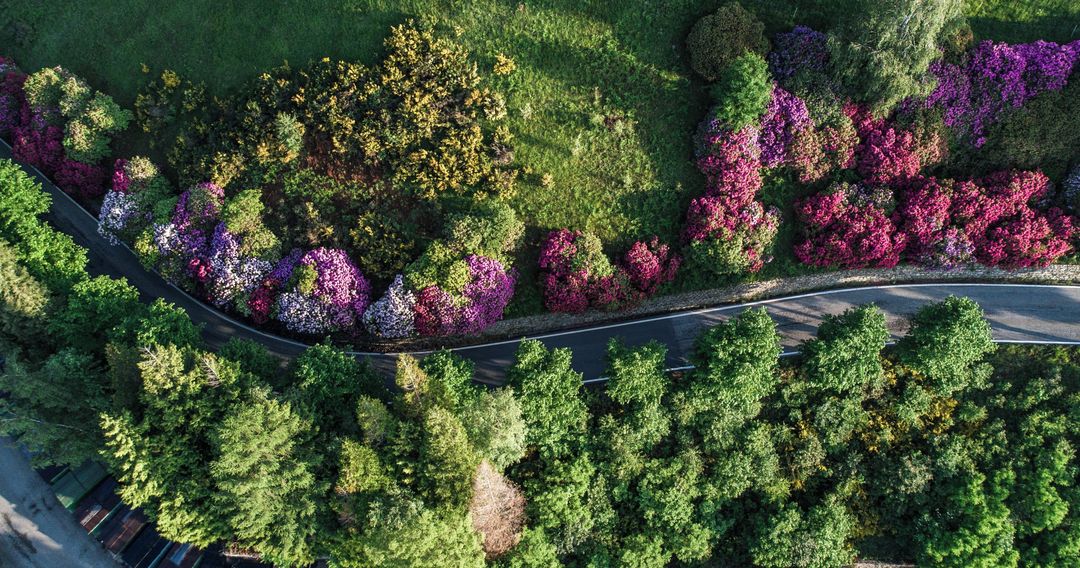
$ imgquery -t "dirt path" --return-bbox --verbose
[0,441,120,568]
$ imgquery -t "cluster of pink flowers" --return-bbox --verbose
[2,57,108,198]
[901,171,1074,269]
[795,182,907,269]
[538,229,679,313]
[927,39,1080,147]
[413,255,516,336]
[798,171,1075,270]
[848,105,943,186]
[684,120,780,273]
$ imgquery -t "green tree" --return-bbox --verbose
[100,345,248,546]
[676,308,780,449]
[110,298,201,349]
[897,296,995,397]
[217,337,282,385]
[212,388,321,566]
[749,497,857,568]
[501,527,560,568]
[507,340,588,458]
[50,275,142,353]
[461,388,527,471]
[0,239,49,345]
[329,501,485,568]
[420,406,480,508]
[0,349,108,466]
[686,2,769,81]
[291,342,380,433]
[828,0,963,114]
[710,52,772,129]
[801,305,889,395]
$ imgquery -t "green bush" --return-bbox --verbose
[24,66,132,163]
[828,0,962,115]
[686,2,769,82]
[710,52,772,129]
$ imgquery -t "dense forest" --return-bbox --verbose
[2,158,1078,566]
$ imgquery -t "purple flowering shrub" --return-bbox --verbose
[768,26,829,83]
[927,39,1080,147]
[758,85,812,168]
[538,229,679,313]
[404,203,522,336]
[0,57,26,137]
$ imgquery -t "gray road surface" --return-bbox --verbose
[0,441,120,568]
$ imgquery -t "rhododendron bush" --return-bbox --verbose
[927,39,1080,147]
[799,171,1075,271]
[795,183,906,269]
[538,229,679,313]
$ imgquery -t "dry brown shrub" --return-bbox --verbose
[469,460,526,558]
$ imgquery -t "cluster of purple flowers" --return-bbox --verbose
[758,85,812,168]
[414,255,516,336]
[927,39,1080,146]
[768,26,829,81]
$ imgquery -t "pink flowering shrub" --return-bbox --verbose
[795,182,907,268]
[538,229,679,313]
[849,105,941,186]
[54,158,107,199]
[697,121,763,201]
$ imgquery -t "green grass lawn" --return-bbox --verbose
[1,0,1077,294]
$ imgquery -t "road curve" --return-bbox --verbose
[4,141,1080,385]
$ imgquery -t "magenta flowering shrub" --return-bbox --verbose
[54,158,107,199]
[795,182,907,269]
[849,105,942,186]
[0,57,26,137]
[12,124,64,174]
[414,286,462,337]
[789,119,858,184]
[621,236,680,295]
[363,274,416,338]
[697,122,763,202]
[412,254,515,335]
[927,39,1080,147]
[538,229,679,313]
[758,85,812,168]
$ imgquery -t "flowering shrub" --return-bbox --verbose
[850,105,942,186]
[280,247,371,333]
[12,124,64,175]
[768,26,828,82]
[22,66,132,164]
[927,39,1080,147]
[758,85,811,168]
[0,57,26,137]
[98,157,173,245]
[788,118,857,184]
[538,230,678,313]
[697,122,762,201]
[54,158,107,199]
[363,274,416,338]
[795,182,907,269]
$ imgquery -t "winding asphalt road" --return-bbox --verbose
[4,141,1080,386]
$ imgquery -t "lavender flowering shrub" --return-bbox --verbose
[927,39,1080,147]
[363,274,416,338]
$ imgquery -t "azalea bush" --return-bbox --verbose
[538,229,679,313]
[795,182,906,269]
[927,39,1080,147]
